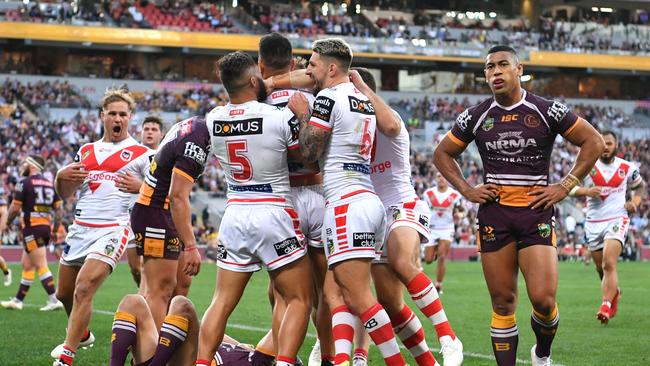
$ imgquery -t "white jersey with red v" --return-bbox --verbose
[423,187,460,230]
[74,136,153,226]
[583,157,642,222]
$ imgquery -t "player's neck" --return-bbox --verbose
[229,91,257,105]
[437,186,448,193]
[102,135,129,144]
[263,67,291,80]
[600,156,615,165]
[494,86,524,107]
[324,75,350,89]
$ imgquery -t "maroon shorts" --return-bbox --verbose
[476,203,556,253]
[131,204,182,260]
[22,225,50,253]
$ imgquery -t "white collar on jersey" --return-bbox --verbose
[493,89,527,111]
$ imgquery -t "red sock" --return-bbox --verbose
[391,305,437,366]
[277,355,296,366]
[353,348,368,360]
[59,345,76,365]
[360,303,405,366]
[407,272,455,340]
[195,359,211,366]
[331,305,355,365]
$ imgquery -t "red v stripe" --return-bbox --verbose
[427,190,456,208]
[590,163,629,188]
[82,144,148,172]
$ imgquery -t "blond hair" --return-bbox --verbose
[101,86,135,112]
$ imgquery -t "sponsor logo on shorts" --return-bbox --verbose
[419,214,430,227]
[104,243,115,256]
[348,96,374,115]
[353,232,375,248]
[612,224,620,233]
[212,118,263,136]
[134,232,143,243]
[326,238,335,255]
[217,245,227,260]
[482,117,494,131]
[273,237,301,256]
[313,96,334,122]
[482,225,496,242]
[524,114,541,128]
[538,223,551,238]
[390,207,401,220]
[167,237,181,253]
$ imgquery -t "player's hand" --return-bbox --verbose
[263,77,275,96]
[183,247,201,276]
[288,93,310,120]
[348,70,371,95]
[462,184,499,204]
[625,201,637,214]
[116,172,142,193]
[57,163,88,182]
[529,184,568,210]
[585,186,602,198]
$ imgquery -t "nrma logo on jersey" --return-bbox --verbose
[485,131,537,156]
[212,118,263,137]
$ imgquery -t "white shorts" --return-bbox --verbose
[585,216,629,251]
[61,222,132,271]
[375,199,431,264]
[322,191,386,266]
[126,239,137,250]
[291,185,325,248]
[428,228,455,247]
[217,205,306,272]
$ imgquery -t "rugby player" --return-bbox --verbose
[0,187,11,286]
[422,172,464,292]
[126,115,164,290]
[433,45,604,366]
[131,115,207,329]
[52,88,154,366]
[196,51,313,366]
[288,38,405,366]
[1,155,63,311]
[570,130,644,324]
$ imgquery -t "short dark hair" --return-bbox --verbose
[218,51,258,94]
[602,130,617,142]
[351,67,377,93]
[259,33,293,71]
[487,45,519,61]
[142,115,163,130]
[312,38,352,71]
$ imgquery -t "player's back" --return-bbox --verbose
[138,116,211,210]
[206,101,297,205]
[370,110,416,206]
[15,174,60,229]
[311,82,376,200]
[583,157,642,221]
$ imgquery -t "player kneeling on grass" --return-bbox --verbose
[110,294,199,366]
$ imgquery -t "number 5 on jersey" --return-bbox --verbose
[359,118,373,160]
[227,140,253,182]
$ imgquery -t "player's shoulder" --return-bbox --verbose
[525,91,571,122]
[456,97,493,131]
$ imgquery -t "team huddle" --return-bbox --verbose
[0,34,642,366]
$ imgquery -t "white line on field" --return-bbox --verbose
[23,304,566,365]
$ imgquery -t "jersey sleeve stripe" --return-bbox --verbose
[288,144,300,150]
[172,167,195,183]
[561,116,581,137]
[446,131,468,148]
[309,120,332,131]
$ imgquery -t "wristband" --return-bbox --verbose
[184,245,198,252]
[560,174,580,193]
[568,186,579,197]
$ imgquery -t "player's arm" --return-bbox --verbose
[6,200,20,229]
[289,93,331,163]
[433,136,498,204]
[169,169,201,276]
[349,70,400,137]
[569,186,601,198]
[51,200,63,235]
[265,69,314,94]
[625,170,645,214]
[0,205,8,232]
[530,118,605,209]
[55,162,88,199]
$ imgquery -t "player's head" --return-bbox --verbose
[218,51,267,102]
[101,86,135,143]
[21,154,45,176]
[293,56,308,70]
[258,32,294,78]
[308,38,353,92]
[435,172,448,189]
[351,67,377,93]
[601,130,618,162]
[484,45,522,97]
[141,115,164,150]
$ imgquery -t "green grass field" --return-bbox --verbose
[1,261,648,365]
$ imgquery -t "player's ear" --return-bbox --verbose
[289,58,296,72]
[258,58,265,75]
[517,63,523,77]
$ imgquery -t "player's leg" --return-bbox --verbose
[29,245,61,310]
[308,245,335,364]
[372,263,437,366]
[154,295,199,365]
[591,249,604,279]
[2,250,33,309]
[57,259,112,365]
[125,246,142,288]
[435,238,451,293]
[423,242,436,264]
[322,267,355,365]
[271,278,286,356]
[519,245,559,361]
[482,242,519,366]
[0,255,11,286]
[143,257,179,329]
[196,267,253,365]
[110,294,158,366]
[173,251,193,297]
[599,238,623,322]
[352,317,370,366]
[55,262,81,316]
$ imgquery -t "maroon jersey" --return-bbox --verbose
[13,173,61,229]
[448,90,579,207]
[214,344,274,366]
[137,116,210,209]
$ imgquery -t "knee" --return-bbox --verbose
[390,255,417,279]
[120,294,147,311]
[169,296,196,318]
[491,292,517,315]
[375,292,402,317]
[531,296,556,316]
[602,259,617,272]
[73,280,96,304]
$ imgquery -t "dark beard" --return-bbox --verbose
[256,77,268,102]
[601,149,617,164]
[20,168,30,177]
